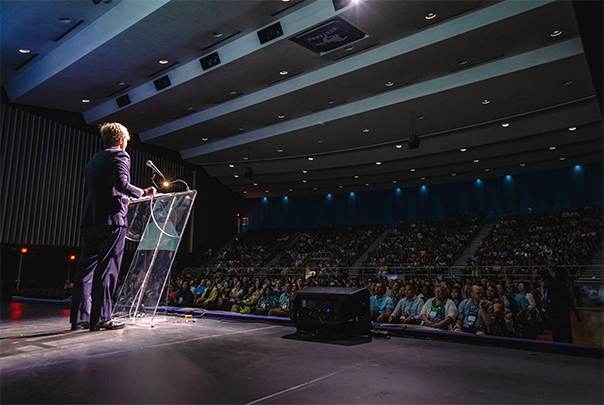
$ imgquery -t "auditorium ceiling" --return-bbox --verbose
[2,0,602,198]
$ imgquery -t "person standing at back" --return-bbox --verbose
[71,123,155,331]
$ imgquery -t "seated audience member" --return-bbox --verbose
[419,284,434,303]
[486,285,500,305]
[269,281,295,317]
[369,281,395,322]
[227,279,245,309]
[174,281,194,307]
[489,302,511,337]
[253,286,279,315]
[388,283,423,324]
[196,278,219,309]
[231,284,260,314]
[273,278,285,298]
[450,286,463,307]
[193,279,207,302]
[420,286,457,330]
[167,282,178,305]
[217,280,233,310]
[453,284,494,335]
[496,282,519,335]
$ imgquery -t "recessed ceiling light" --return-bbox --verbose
[313,187,318,190]
[229,164,235,168]
[278,115,285,119]
[302,180,307,183]
[568,127,577,131]
[410,168,416,172]
[392,180,397,183]
[425,13,436,19]
[484,168,490,171]
[421,177,426,180]
[460,148,467,152]
[289,189,293,192]
[187,107,194,110]
[354,175,359,178]
[327,100,335,105]
[58,17,71,23]
[243,156,249,160]
[238,127,245,131]
[376,161,381,165]
[277,149,283,152]
[562,80,573,86]
[417,115,425,120]
[234,174,239,178]
[501,122,510,127]
[229,90,237,95]
[213,32,223,37]
[550,30,562,37]
[345,46,354,51]
[363,128,370,133]
[549,146,556,150]
[365,183,369,186]
[482,99,490,105]
[339,185,343,188]
[473,159,480,163]
[317,140,323,143]
[117,81,126,86]
[559,157,566,161]
[279,70,288,75]
[520,163,526,167]
[202,137,208,141]
[81,99,90,103]
[308,157,314,161]
[396,144,402,148]
[385,81,394,87]
[459,60,468,65]
[243,191,247,194]
[159,60,169,64]
[19,49,31,54]
[302,170,307,173]
[265,190,269,193]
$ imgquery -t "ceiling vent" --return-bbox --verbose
[116,94,131,108]
[200,52,221,70]
[258,22,283,45]
[153,75,171,91]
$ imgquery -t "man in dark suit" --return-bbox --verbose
[71,123,155,331]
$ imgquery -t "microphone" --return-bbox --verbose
[146,160,164,178]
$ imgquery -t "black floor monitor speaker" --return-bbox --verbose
[290,287,371,338]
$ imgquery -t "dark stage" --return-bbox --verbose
[1,302,602,404]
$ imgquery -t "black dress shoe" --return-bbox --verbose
[90,320,125,331]
[71,322,90,330]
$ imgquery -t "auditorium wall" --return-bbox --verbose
[242,162,603,230]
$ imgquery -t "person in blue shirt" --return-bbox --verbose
[453,284,494,335]
[388,282,424,324]
[369,281,394,322]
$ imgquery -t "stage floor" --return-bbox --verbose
[1,301,602,404]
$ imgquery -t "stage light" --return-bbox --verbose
[70,255,76,261]
[20,248,28,254]
[164,181,169,187]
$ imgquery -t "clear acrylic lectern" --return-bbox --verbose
[113,190,196,326]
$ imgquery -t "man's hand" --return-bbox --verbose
[144,187,156,197]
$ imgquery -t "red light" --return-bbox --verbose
[20,248,28,254]
[70,255,76,261]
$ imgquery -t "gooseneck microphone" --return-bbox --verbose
[146,160,164,178]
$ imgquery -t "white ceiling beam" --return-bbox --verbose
[4,0,170,102]
[140,0,556,142]
[180,38,584,160]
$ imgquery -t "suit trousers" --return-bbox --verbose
[70,224,127,326]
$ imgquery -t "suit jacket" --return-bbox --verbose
[81,146,144,227]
